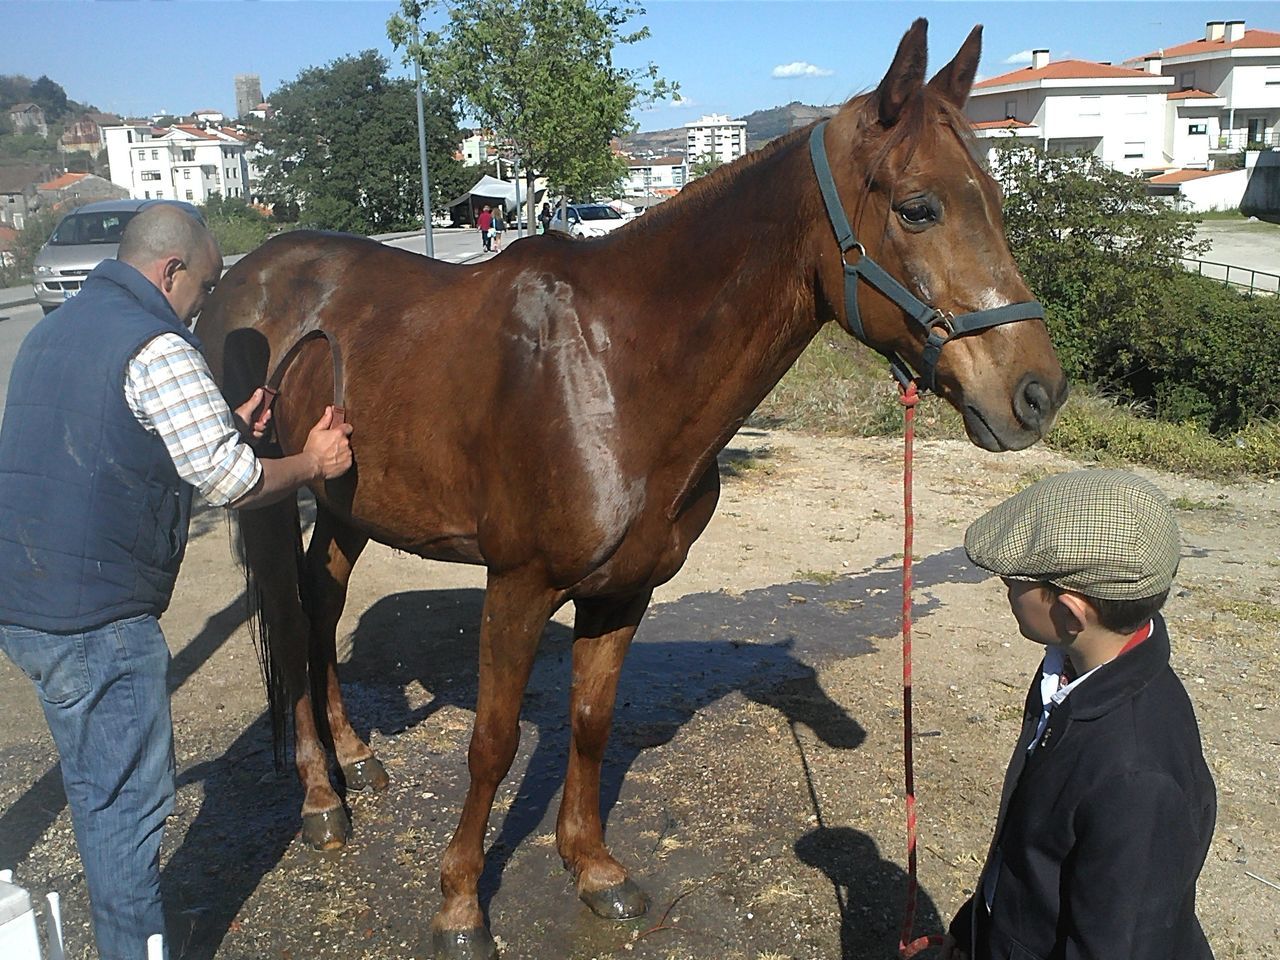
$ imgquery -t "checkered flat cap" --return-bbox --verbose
[965,469,1180,600]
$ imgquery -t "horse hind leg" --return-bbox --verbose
[433,569,560,960]
[303,505,388,794]
[557,591,652,920]
[236,499,349,850]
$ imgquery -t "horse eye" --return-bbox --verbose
[899,201,935,225]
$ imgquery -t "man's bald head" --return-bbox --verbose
[118,204,217,269]
[119,204,223,324]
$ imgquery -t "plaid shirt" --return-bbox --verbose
[125,332,262,506]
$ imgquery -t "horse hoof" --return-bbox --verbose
[580,878,648,920]
[342,757,390,792]
[301,807,349,850]
[432,926,498,960]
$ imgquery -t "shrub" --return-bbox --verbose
[198,193,273,255]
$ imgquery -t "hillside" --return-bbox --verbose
[622,100,840,157]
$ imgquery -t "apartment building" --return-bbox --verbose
[968,50,1174,174]
[684,114,747,166]
[1126,19,1280,156]
[103,122,252,203]
[624,155,687,196]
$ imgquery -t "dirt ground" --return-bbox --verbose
[1,425,1277,960]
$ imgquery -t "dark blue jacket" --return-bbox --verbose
[951,614,1216,960]
[0,259,202,632]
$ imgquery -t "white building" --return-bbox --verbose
[459,133,488,167]
[967,50,1174,174]
[1126,19,1280,157]
[624,155,687,196]
[104,122,252,203]
[684,114,747,167]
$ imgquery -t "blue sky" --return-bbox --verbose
[4,2,1276,129]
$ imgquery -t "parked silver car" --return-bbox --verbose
[32,199,202,314]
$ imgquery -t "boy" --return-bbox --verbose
[945,469,1216,960]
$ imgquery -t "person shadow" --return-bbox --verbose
[796,826,946,959]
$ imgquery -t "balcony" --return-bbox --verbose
[1212,129,1279,152]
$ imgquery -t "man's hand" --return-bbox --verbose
[304,405,353,480]
[234,387,272,441]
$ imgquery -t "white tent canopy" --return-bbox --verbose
[445,174,546,222]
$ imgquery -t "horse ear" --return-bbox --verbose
[876,18,929,128]
[928,25,983,108]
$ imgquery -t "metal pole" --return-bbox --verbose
[412,21,434,258]
[513,156,523,238]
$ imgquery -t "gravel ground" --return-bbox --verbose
[1,426,1277,959]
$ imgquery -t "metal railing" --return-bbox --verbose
[1212,130,1279,151]
[1180,256,1279,295]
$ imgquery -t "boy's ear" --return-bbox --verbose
[1055,591,1095,635]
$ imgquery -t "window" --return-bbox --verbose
[1179,71,1195,91]
[182,149,194,161]
[1188,123,1207,136]
[155,190,163,198]
[185,190,194,200]
[1004,99,1017,119]
[1079,97,1101,117]
[1124,141,1144,159]
[143,191,150,199]
[151,149,159,159]
[140,171,161,181]
[183,168,191,179]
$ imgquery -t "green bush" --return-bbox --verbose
[198,193,272,256]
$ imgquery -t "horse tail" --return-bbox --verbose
[230,497,308,769]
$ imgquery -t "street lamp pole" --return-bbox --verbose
[412,21,434,258]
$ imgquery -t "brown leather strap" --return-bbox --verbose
[259,329,346,425]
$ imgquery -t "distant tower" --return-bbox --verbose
[234,74,263,120]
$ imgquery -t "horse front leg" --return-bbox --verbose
[433,569,560,960]
[304,506,388,796]
[558,591,652,920]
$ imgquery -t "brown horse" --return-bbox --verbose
[200,19,1066,959]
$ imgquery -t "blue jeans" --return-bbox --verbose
[1,615,174,960]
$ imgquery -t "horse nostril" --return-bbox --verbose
[1015,376,1052,432]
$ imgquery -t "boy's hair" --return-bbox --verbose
[1049,584,1170,634]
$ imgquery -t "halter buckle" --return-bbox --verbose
[840,241,867,273]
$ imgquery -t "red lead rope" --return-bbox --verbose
[897,381,947,959]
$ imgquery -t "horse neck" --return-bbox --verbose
[608,132,832,447]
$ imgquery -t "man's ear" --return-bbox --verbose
[161,256,183,290]
[1055,591,1095,636]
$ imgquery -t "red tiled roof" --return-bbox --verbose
[971,119,1036,130]
[0,225,19,248]
[976,59,1160,89]
[1148,168,1235,185]
[1137,28,1280,60]
[1167,89,1217,100]
[39,172,90,191]
[171,124,218,139]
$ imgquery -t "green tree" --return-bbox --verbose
[989,142,1205,387]
[388,0,676,226]
[257,50,462,233]
[689,155,723,179]
[30,76,69,123]
[199,193,274,255]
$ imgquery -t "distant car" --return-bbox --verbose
[547,203,629,238]
[32,198,203,314]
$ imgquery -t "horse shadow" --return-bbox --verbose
[157,546,981,956]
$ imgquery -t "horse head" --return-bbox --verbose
[814,19,1068,451]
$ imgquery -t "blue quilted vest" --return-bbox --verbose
[0,259,203,632]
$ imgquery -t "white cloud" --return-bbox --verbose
[771,61,834,79]
[1004,50,1034,65]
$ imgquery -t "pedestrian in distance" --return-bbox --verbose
[0,204,354,960]
[492,206,505,252]
[942,469,1216,960]
[539,201,553,235]
[476,204,493,252]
